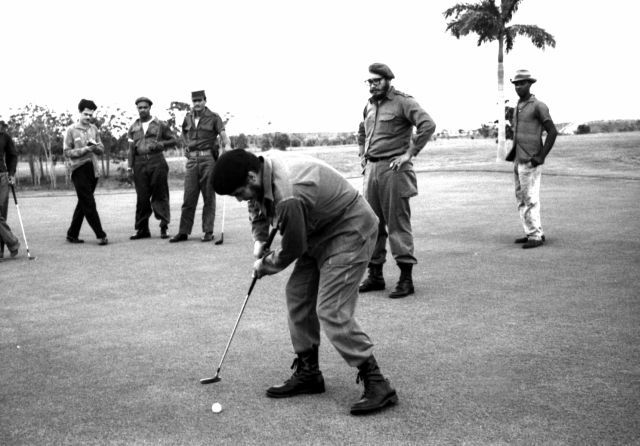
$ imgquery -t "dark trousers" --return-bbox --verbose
[133,155,170,232]
[67,162,106,239]
[0,172,19,251]
[178,156,215,235]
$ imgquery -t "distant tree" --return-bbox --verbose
[272,132,290,150]
[576,124,591,135]
[259,134,272,151]
[444,0,556,160]
[94,108,132,177]
[290,137,302,147]
[233,133,249,150]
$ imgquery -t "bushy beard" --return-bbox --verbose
[370,83,389,101]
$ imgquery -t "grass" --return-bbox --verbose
[1,133,639,445]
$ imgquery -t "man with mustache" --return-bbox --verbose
[357,63,436,298]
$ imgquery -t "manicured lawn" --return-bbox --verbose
[1,134,639,444]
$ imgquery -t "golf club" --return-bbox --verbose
[200,226,278,384]
[10,184,36,260]
[215,196,226,245]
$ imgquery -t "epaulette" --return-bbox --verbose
[393,90,413,99]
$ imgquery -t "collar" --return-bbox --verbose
[191,107,213,119]
[518,94,536,105]
[369,86,396,104]
[260,156,274,205]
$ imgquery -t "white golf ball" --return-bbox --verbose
[211,402,222,413]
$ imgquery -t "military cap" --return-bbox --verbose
[369,63,395,80]
[510,69,537,84]
[191,90,207,100]
[135,96,153,106]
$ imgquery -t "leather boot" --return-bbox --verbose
[389,263,414,298]
[266,345,325,398]
[358,263,385,292]
[350,355,398,415]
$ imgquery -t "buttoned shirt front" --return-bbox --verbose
[358,87,436,159]
[512,95,552,162]
[63,122,104,176]
[182,107,225,152]
[249,151,378,272]
[127,117,176,167]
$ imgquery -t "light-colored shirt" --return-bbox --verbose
[63,122,104,176]
[249,151,378,272]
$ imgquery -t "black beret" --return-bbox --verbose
[135,96,153,106]
[368,63,395,80]
[191,90,206,100]
[212,149,261,195]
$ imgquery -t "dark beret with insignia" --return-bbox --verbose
[369,63,395,80]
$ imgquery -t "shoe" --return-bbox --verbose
[350,355,398,415]
[201,232,214,242]
[129,231,151,240]
[266,346,325,398]
[169,233,188,243]
[99,237,109,246]
[160,228,169,239]
[522,238,544,249]
[66,236,85,244]
[388,263,414,299]
[515,235,546,244]
[9,241,20,258]
[359,263,385,292]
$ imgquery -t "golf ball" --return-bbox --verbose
[211,402,222,413]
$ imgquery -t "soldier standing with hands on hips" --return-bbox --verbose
[170,90,230,243]
[64,99,108,246]
[357,63,436,298]
[127,97,177,240]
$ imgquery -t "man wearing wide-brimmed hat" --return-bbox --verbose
[506,69,558,249]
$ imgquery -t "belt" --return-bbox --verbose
[189,150,213,157]
[365,155,392,163]
[135,152,163,161]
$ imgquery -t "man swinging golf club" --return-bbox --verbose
[212,149,398,416]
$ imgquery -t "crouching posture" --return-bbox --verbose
[212,149,398,415]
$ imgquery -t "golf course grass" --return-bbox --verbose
[1,133,639,445]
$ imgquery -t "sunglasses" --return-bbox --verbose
[365,77,384,86]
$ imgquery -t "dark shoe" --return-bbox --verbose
[359,263,385,292]
[9,241,20,258]
[66,236,85,244]
[522,238,544,249]
[169,233,188,243]
[389,263,414,299]
[350,355,398,415]
[515,235,545,244]
[98,237,109,246]
[160,228,169,239]
[266,346,325,398]
[201,232,214,242]
[129,231,151,240]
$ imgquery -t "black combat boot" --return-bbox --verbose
[350,355,398,415]
[266,345,325,398]
[358,263,385,292]
[389,263,414,299]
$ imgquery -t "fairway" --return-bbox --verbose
[1,139,639,444]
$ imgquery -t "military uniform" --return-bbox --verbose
[358,85,436,295]
[176,107,225,238]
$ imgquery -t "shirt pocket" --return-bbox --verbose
[378,113,397,134]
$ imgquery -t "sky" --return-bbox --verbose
[1,0,637,135]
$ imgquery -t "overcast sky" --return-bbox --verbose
[1,0,636,134]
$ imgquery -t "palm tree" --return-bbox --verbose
[444,0,556,160]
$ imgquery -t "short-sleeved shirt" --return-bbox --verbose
[358,87,436,159]
[182,107,225,152]
[249,151,378,272]
[512,95,552,162]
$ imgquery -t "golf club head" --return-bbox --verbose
[200,375,221,384]
[214,234,224,245]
